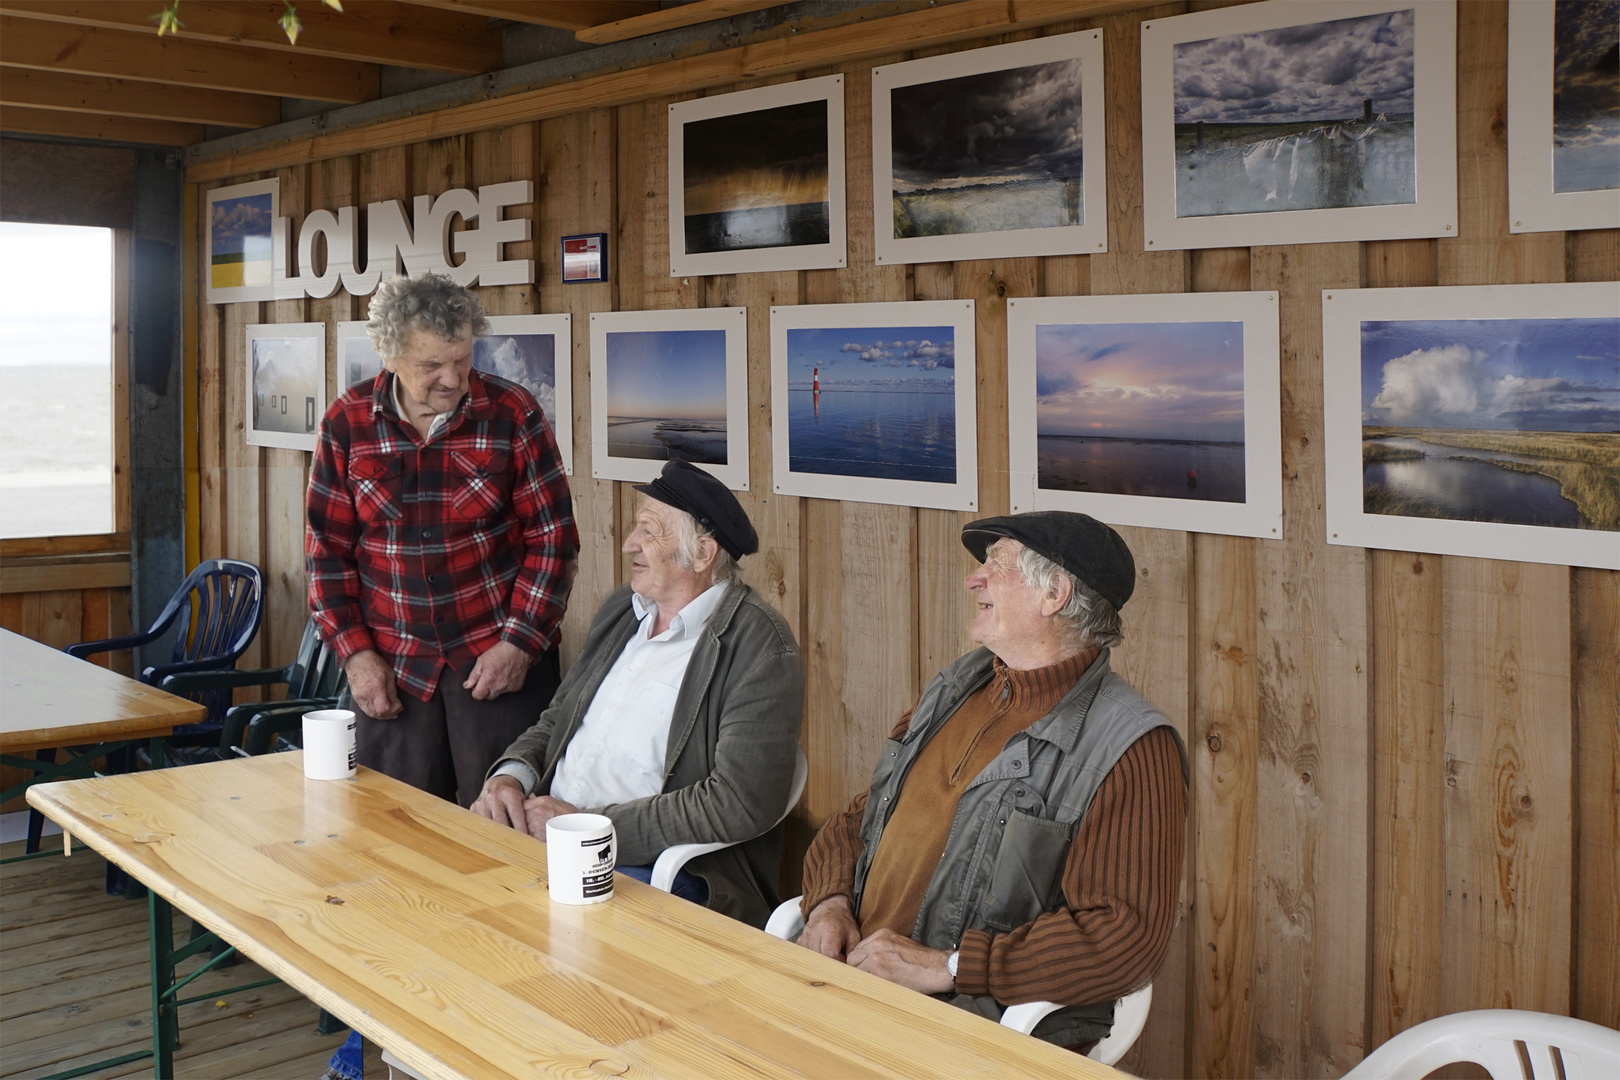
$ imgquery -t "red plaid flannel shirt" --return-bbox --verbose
[306,370,578,701]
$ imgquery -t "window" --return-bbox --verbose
[0,222,125,541]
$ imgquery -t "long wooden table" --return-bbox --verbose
[29,753,1122,1080]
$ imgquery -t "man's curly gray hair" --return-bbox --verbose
[1012,542,1124,650]
[366,273,489,360]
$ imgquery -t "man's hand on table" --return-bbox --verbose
[847,928,956,994]
[523,795,579,837]
[798,894,861,962]
[465,641,529,700]
[344,649,402,719]
[470,782,580,839]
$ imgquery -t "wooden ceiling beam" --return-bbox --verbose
[575,1,781,45]
[0,68,280,128]
[0,1,502,76]
[0,17,380,103]
[401,1,657,31]
[1,103,203,145]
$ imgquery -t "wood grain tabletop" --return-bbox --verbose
[28,753,1122,1080]
[1,628,205,753]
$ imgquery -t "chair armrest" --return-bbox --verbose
[162,668,289,694]
[1000,1002,1064,1036]
[649,841,734,893]
[66,629,160,660]
[765,895,806,940]
[1087,983,1153,1066]
[244,699,339,755]
[142,656,247,684]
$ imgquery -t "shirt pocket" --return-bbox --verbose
[449,449,511,524]
[978,809,1073,934]
[349,454,402,524]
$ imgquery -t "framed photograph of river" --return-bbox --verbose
[668,75,846,277]
[1140,0,1457,251]
[589,307,749,490]
[771,300,978,512]
[871,29,1107,265]
[1323,283,1620,570]
[1007,291,1283,539]
[1506,0,1620,233]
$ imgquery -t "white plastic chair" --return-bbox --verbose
[765,894,1152,1067]
[650,746,809,893]
[1342,1009,1620,1080]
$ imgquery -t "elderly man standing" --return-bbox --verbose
[472,460,804,927]
[795,511,1187,1052]
[306,273,577,807]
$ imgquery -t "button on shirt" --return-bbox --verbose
[521,582,729,808]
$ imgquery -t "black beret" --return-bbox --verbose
[634,460,759,561]
[961,511,1135,611]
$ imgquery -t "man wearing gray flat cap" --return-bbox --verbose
[796,510,1188,1053]
[472,460,804,927]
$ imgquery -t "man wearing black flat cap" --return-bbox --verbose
[472,460,805,927]
[795,510,1188,1053]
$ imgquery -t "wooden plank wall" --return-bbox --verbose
[188,3,1618,1076]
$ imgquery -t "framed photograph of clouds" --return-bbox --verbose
[207,178,279,304]
[476,314,574,475]
[589,307,749,490]
[335,321,384,391]
[872,29,1107,265]
[246,322,324,452]
[770,300,978,512]
[1507,0,1620,234]
[1323,282,1620,570]
[668,75,846,277]
[1007,292,1282,539]
[1141,0,1457,251]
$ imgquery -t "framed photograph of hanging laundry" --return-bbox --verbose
[1140,0,1458,251]
[335,321,384,391]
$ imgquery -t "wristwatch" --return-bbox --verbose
[946,950,959,981]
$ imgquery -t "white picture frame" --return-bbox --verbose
[335,321,384,391]
[668,74,847,277]
[1323,282,1620,569]
[246,322,325,452]
[1007,291,1283,539]
[771,299,979,512]
[477,314,574,476]
[589,307,749,490]
[1141,0,1457,251]
[207,178,280,304]
[872,29,1107,265]
[1506,0,1620,234]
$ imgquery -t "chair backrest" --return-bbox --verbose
[285,618,342,699]
[150,560,264,723]
[1342,1009,1620,1080]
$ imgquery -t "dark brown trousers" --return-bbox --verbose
[346,647,561,807]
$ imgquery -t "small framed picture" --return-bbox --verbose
[1507,0,1620,233]
[335,321,384,390]
[475,314,574,475]
[207,178,279,304]
[1141,0,1458,251]
[589,307,749,490]
[561,233,609,283]
[1007,291,1283,539]
[873,29,1107,265]
[669,74,847,277]
[770,299,978,512]
[1323,282,1620,569]
[246,322,325,452]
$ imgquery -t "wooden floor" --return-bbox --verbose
[0,837,384,1080]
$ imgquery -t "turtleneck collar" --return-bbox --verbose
[990,648,1099,713]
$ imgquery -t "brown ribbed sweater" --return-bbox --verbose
[801,656,1187,1009]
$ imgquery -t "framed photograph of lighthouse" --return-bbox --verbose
[1140,0,1458,251]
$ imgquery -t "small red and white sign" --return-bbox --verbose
[561,233,607,283]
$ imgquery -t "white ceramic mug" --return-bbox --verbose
[301,709,357,780]
[545,812,616,905]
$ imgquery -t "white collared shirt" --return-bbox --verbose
[501,581,730,808]
[391,373,457,441]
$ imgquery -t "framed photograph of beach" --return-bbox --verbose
[668,75,846,277]
[589,307,749,490]
[207,178,279,304]
[245,322,324,452]
[1140,0,1457,251]
[1507,0,1620,234]
[872,29,1107,265]
[335,321,384,391]
[1323,283,1620,570]
[1007,292,1282,539]
[476,314,574,475]
[770,299,978,512]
